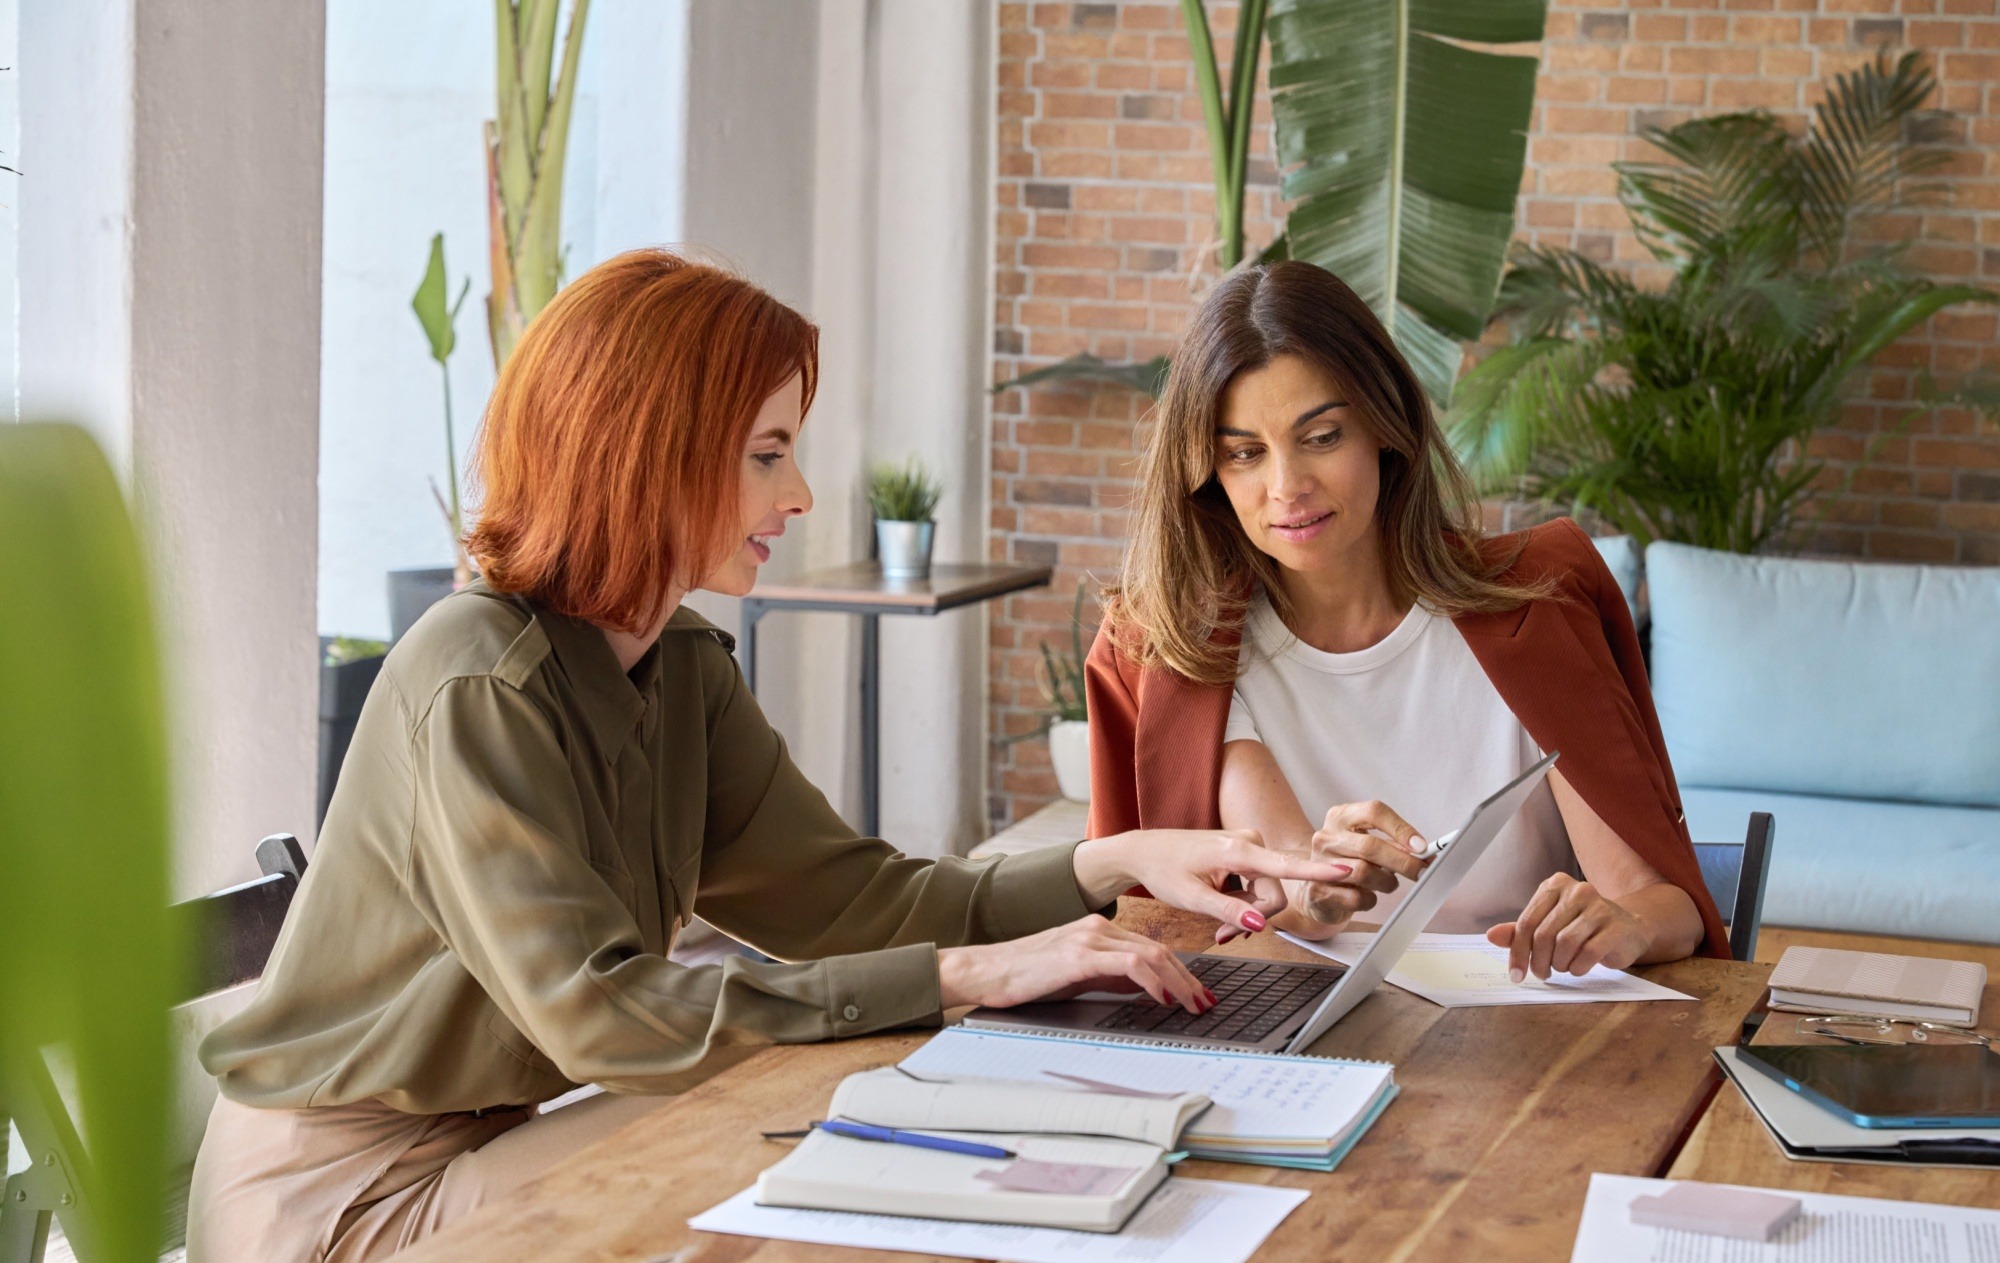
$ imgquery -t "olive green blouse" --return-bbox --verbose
[201,583,1091,1114]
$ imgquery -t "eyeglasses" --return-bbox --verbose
[1794,1015,1991,1048]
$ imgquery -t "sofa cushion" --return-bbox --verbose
[1681,786,1999,944]
[1589,534,1644,627]
[1648,542,2000,808]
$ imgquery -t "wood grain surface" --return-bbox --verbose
[397,902,1769,1263]
[1667,927,2000,1207]
[745,563,1051,611]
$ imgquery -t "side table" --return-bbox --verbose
[739,562,1052,836]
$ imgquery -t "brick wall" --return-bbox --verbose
[986,0,2000,829]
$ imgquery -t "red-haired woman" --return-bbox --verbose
[186,251,1341,1262]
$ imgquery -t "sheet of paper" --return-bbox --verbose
[1280,931,1694,1007]
[691,1176,1309,1263]
[902,1027,1392,1143]
[1570,1172,2000,1261]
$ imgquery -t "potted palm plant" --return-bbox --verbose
[867,459,943,580]
[1450,52,1999,553]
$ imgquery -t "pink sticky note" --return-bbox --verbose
[975,1160,1137,1197]
[1630,1182,1802,1242]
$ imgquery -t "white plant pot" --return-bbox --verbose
[875,518,935,579]
[1048,719,1091,803]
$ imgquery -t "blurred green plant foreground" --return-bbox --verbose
[0,423,180,1262]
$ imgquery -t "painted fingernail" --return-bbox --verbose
[1240,909,1267,932]
[1508,967,1525,985]
[1410,837,1427,853]
[1331,864,1353,877]
[1204,988,1219,1005]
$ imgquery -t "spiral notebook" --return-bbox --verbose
[755,1068,1199,1233]
[900,1026,1397,1170]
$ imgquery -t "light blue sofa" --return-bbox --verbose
[1640,541,2000,944]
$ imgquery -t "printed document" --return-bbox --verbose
[1282,931,1694,1007]
[1571,1173,2000,1261]
[691,1176,1309,1263]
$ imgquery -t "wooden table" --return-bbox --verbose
[1669,929,2000,1208]
[401,902,1770,1263]
[737,562,1051,836]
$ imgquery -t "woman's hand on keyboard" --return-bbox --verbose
[938,916,1217,1013]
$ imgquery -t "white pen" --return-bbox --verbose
[1411,828,1460,861]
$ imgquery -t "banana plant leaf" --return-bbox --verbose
[487,0,592,368]
[0,423,178,1263]
[1267,0,1546,405]
[411,233,471,367]
[991,353,1173,400]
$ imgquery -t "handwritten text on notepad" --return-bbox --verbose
[902,1028,1391,1143]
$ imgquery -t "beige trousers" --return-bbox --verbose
[185,1090,666,1263]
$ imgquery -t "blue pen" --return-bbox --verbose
[817,1118,1016,1160]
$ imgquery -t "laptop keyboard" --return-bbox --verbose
[1095,956,1340,1044]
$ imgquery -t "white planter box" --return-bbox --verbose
[1048,719,1091,803]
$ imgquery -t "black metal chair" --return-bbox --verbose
[0,834,308,1263]
[1692,812,1775,963]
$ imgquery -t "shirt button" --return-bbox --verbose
[842,1004,861,1022]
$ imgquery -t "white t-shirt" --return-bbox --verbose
[1224,592,1576,933]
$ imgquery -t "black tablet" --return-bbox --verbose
[1737,1043,2000,1129]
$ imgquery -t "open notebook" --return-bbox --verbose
[900,1026,1398,1171]
[754,1067,1209,1233]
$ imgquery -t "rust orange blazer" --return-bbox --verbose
[1083,517,1730,959]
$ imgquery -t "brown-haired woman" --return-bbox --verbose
[1088,260,1728,985]
[187,251,1347,1263]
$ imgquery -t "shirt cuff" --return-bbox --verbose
[981,840,1096,939]
[822,942,945,1038]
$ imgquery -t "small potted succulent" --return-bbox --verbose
[867,458,942,580]
[1037,581,1092,801]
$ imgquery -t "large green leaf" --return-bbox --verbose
[991,353,1173,399]
[1268,0,1545,404]
[0,423,177,1263]
[411,233,471,366]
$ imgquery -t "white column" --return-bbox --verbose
[20,0,325,897]
[865,0,995,855]
[657,0,995,856]
[675,0,829,793]
[768,0,999,854]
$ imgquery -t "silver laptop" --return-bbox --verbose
[963,751,1559,1055]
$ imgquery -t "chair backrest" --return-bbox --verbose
[173,834,308,1004]
[0,834,307,1263]
[1690,812,1775,962]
